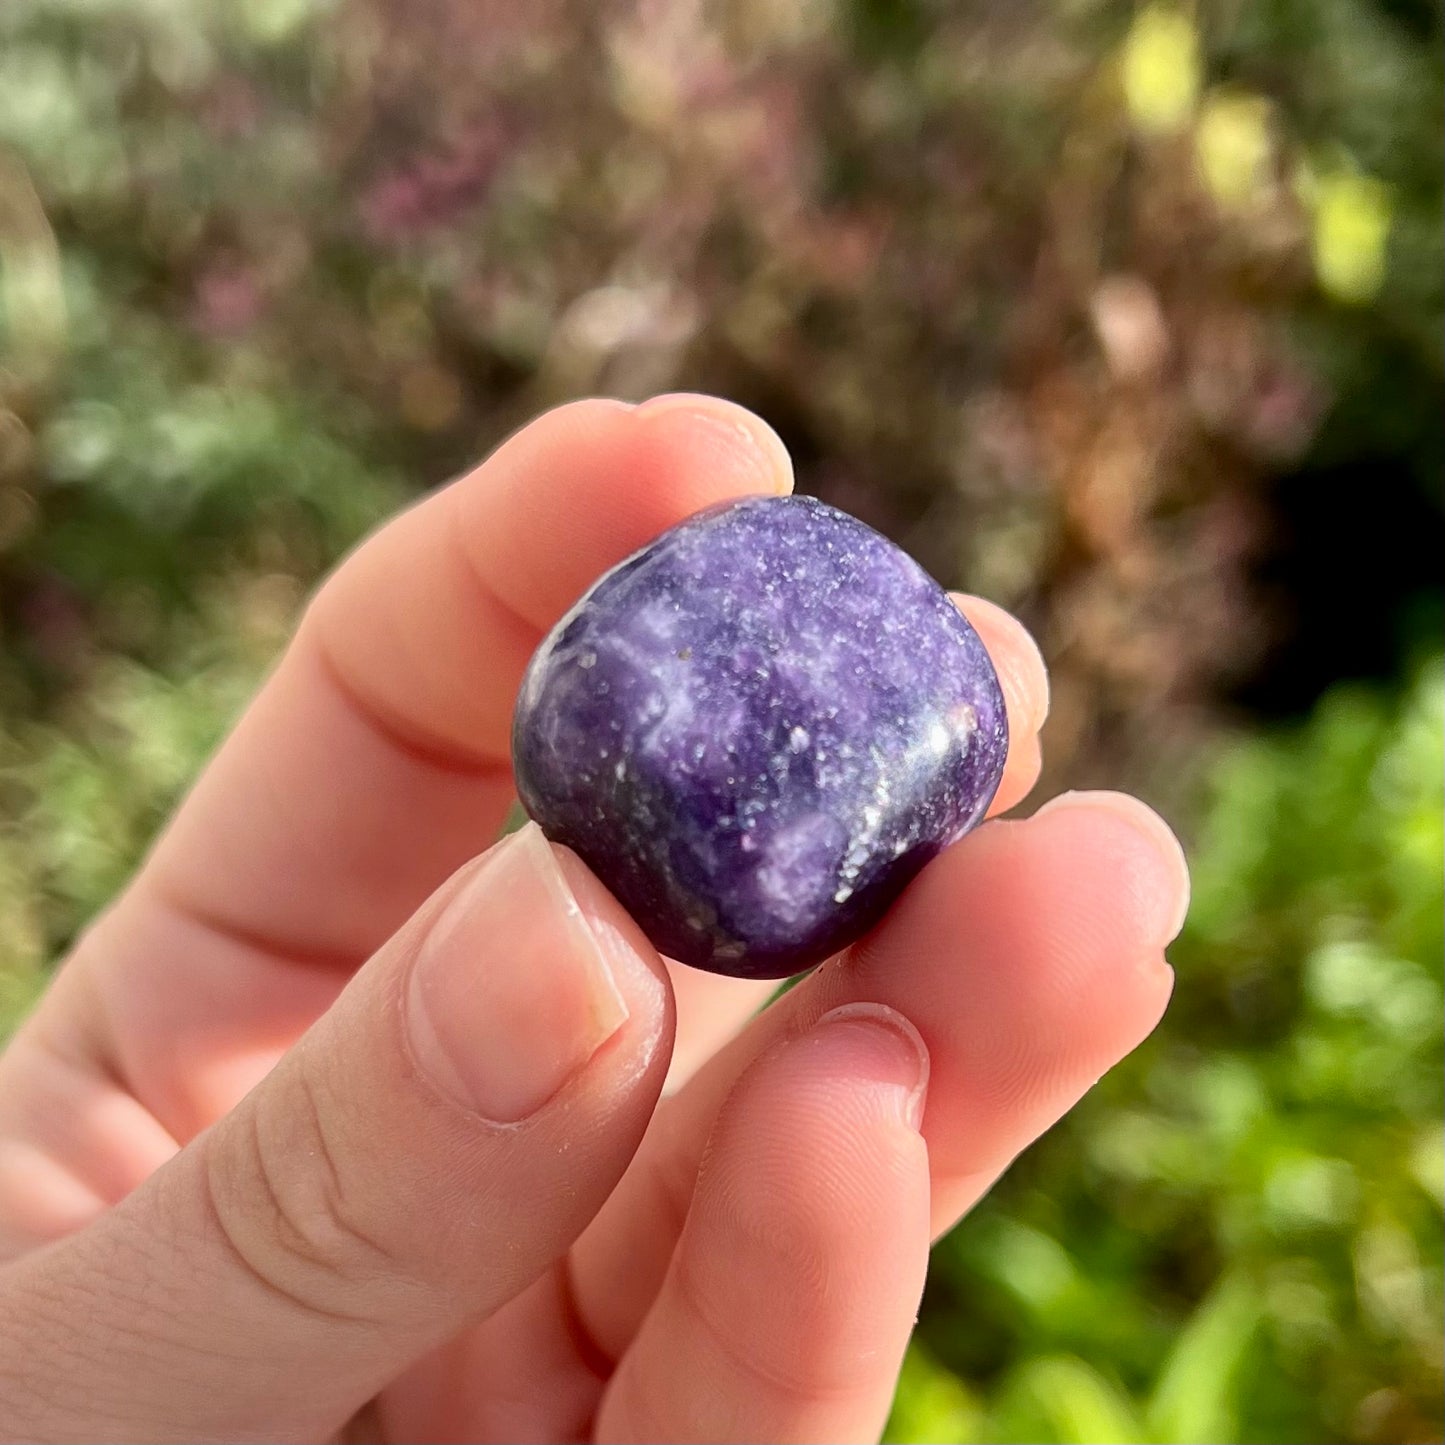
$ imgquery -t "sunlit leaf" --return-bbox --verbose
[1122,5,1200,135]
[1309,168,1393,305]
[1195,89,1272,209]
[1146,1271,1260,1443]
[236,0,327,45]
[1409,1128,1444,1208]
[994,1355,1145,1444]
[885,1345,983,1445]
[0,150,67,366]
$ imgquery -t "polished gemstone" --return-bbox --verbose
[512,495,1008,978]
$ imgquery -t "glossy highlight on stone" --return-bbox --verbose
[512,495,1008,979]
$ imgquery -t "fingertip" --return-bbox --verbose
[1149,956,1178,1002]
[950,593,1050,735]
[595,988,930,1443]
[988,729,1043,816]
[635,392,794,498]
[1032,790,1191,946]
[805,1002,930,1132]
[550,839,676,1049]
[452,394,792,641]
[404,825,668,1124]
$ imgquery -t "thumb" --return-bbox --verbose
[0,824,673,1444]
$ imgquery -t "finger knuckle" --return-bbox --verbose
[673,1244,856,1406]
[203,1063,408,1325]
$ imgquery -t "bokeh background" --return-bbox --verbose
[1,1,1441,1440]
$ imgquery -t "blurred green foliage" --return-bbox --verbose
[3,0,1442,793]
[0,584,283,1026]
[890,658,1444,1444]
[890,658,1443,1444]
[2,625,1438,1443]
[1,0,1442,1441]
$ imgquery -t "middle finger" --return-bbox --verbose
[662,592,1049,1088]
[570,790,1188,1360]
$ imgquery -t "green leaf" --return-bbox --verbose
[1146,1271,1260,1443]
[992,1355,1145,1444]
[1409,1127,1445,1209]
[0,148,67,368]
[886,1345,983,1444]
[1306,167,1393,305]
[1195,90,1273,209]
[1122,5,1200,135]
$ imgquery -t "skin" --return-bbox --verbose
[0,395,1190,1444]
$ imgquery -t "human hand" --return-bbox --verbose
[0,396,1189,1444]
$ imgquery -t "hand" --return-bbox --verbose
[0,396,1189,1444]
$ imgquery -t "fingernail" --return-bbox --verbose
[635,393,794,495]
[813,1002,930,1131]
[1034,790,1192,945]
[406,824,630,1122]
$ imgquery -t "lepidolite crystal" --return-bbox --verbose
[512,495,1007,978]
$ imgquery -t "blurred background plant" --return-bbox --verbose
[0,0,1440,1440]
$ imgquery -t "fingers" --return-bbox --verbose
[0,826,673,1442]
[569,792,1187,1358]
[951,593,1048,816]
[45,395,787,1140]
[852,789,1185,1227]
[597,1005,931,1445]
[0,1027,178,1259]
[150,394,793,963]
[659,594,1050,1091]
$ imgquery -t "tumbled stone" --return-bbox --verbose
[512,494,1008,978]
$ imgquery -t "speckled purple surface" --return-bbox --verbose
[512,495,1008,978]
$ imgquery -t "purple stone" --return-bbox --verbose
[512,495,1008,979]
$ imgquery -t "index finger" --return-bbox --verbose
[36,397,790,1139]
[145,394,793,962]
